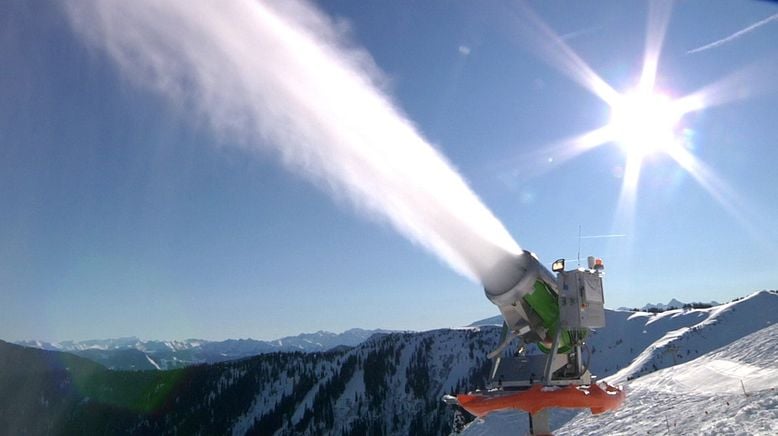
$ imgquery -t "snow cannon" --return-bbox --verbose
[482,251,566,347]
[483,251,606,355]
[444,251,624,434]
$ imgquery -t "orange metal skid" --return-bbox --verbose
[457,383,624,417]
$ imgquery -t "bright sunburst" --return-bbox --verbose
[608,88,683,160]
[504,1,759,242]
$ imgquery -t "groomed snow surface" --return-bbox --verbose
[462,291,778,435]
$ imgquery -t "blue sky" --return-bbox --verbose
[2,0,777,342]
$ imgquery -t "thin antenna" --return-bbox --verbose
[577,225,582,267]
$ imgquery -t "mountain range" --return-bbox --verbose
[17,293,741,372]
[15,328,392,370]
[1,290,777,434]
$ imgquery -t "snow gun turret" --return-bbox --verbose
[444,251,624,434]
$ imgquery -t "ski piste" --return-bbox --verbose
[444,252,624,434]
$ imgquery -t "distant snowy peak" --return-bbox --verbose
[272,328,392,350]
[17,329,389,353]
[665,298,686,309]
[15,337,204,353]
[617,297,721,312]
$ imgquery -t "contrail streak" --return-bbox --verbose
[688,13,778,54]
[580,234,626,239]
[63,0,522,290]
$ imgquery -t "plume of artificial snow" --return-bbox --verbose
[64,0,522,288]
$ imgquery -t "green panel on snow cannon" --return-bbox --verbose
[523,280,574,354]
[523,280,558,329]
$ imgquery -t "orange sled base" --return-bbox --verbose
[457,383,625,417]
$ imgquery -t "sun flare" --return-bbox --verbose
[498,1,765,246]
[608,89,682,160]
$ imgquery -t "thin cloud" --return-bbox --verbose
[688,12,778,54]
[458,45,471,56]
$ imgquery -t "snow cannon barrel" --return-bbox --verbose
[483,251,560,343]
[483,251,557,306]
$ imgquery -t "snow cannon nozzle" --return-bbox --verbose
[482,251,557,308]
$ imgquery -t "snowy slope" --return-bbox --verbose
[230,328,501,435]
[557,323,778,435]
[607,291,778,383]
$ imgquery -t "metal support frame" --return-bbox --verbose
[543,327,562,384]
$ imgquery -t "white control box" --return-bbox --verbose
[558,269,605,328]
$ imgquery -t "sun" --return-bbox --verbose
[608,89,683,160]
[501,1,761,246]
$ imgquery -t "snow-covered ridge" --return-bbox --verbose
[607,290,778,383]
[229,327,502,435]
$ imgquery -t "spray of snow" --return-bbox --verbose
[63,0,521,287]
